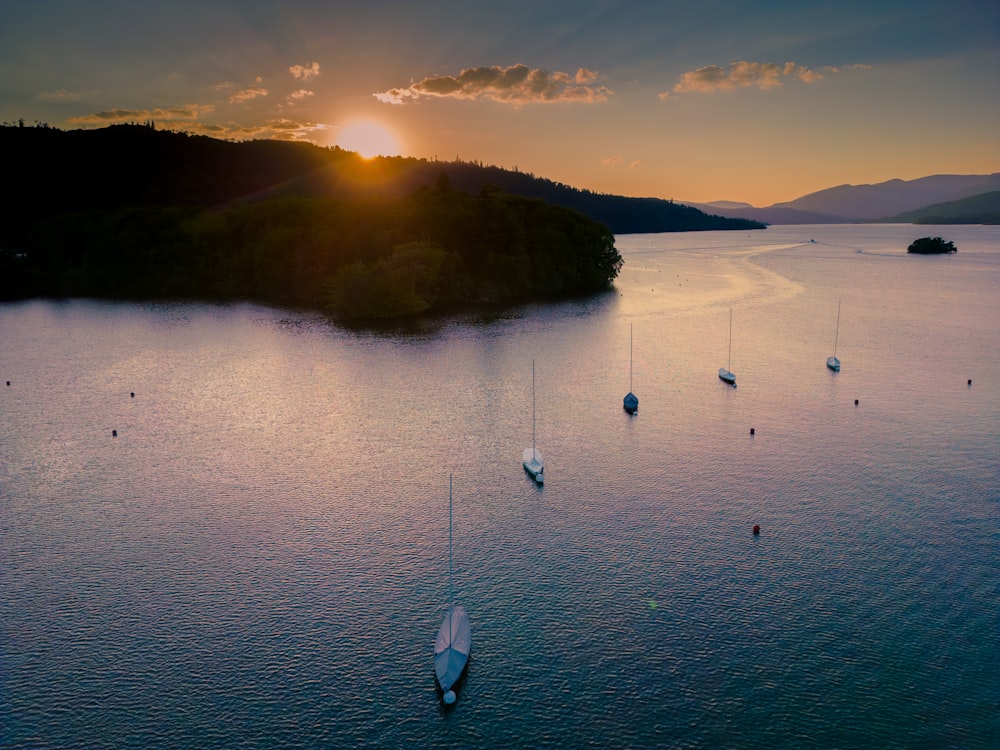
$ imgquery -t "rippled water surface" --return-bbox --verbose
[2,225,998,748]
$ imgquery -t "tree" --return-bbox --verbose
[907,236,957,254]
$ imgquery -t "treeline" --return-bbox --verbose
[0,180,622,319]
[879,191,1000,225]
[909,191,1000,225]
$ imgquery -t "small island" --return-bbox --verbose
[907,236,957,254]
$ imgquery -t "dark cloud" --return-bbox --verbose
[375,64,611,105]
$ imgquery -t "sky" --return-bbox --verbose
[2,0,998,207]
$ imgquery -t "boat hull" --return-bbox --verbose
[826,356,841,372]
[718,367,736,385]
[522,448,544,483]
[623,392,638,414]
[435,605,471,700]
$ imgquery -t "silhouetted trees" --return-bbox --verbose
[1,185,622,319]
[0,123,766,318]
[907,236,957,254]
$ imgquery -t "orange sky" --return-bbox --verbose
[3,1,998,206]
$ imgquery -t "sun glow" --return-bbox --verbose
[334,120,401,158]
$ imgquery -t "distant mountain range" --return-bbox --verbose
[684,173,1000,224]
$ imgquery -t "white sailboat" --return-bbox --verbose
[623,323,638,414]
[434,474,471,705]
[827,300,842,372]
[718,308,736,386]
[522,359,544,483]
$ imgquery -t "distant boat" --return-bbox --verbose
[522,359,544,483]
[623,323,638,414]
[718,308,736,386]
[827,300,842,372]
[435,474,471,705]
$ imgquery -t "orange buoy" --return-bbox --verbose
[753,525,760,535]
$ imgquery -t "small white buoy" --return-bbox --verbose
[443,690,457,705]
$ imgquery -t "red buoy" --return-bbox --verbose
[753,525,760,535]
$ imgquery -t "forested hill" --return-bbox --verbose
[0,123,762,237]
[1,124,629,318]
[0,123,760,320]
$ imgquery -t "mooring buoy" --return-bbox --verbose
[753,525,760,535]
[112,429,118,437]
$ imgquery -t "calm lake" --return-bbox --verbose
[2,224,998,749]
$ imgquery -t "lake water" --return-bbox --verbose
[2,225,998,749]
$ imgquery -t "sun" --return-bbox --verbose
[334,120,402,159]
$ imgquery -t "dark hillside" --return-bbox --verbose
[1,124,762,240]
[878,191,1000,225]
[2,124,347,238]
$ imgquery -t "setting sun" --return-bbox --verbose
[334,120,401,158]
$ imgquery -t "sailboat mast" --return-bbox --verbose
[728,308,733,371]
[531,359,536,458]
[629,324,633,392]
[833,300,841,356]
[448,473,453,637]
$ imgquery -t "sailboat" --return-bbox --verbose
[522,359,544,483]
[434,474,471,705]
[623,323,638,414]
[827,300,842,372]
[718,308,736,386]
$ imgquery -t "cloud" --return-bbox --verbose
[65,107,324,143]
[659,60,867,98]
[823,63,873,74]
[288,89,314,102]
[602,155,641,169]
[209,118,326,141]
[230,86,268,104]
[374,64,612,106]
[67,105,214,125]
[36,89,83,102]
[289,62,320,80]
